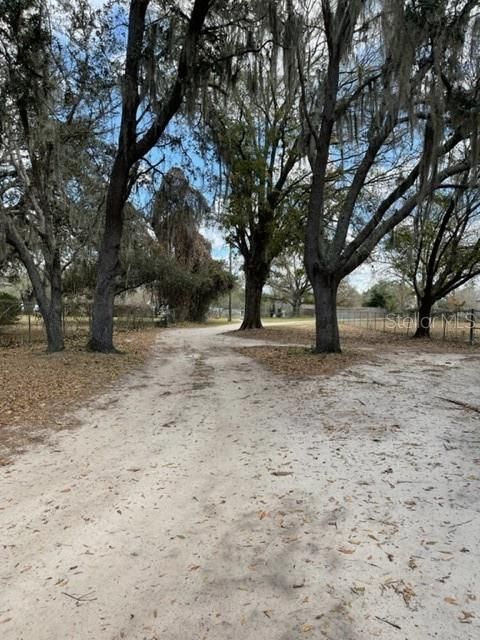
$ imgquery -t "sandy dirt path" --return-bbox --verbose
[1,326,479,639]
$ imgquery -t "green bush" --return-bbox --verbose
[0,292,22,325]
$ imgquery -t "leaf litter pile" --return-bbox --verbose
[0,329,158,463]
[234,344,365,378]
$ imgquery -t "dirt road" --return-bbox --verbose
[1,326,479,639]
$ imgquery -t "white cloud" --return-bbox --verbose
[200,225,228,259]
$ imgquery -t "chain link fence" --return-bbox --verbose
[337,308,479,344]
[1,302,478,347]
[0,304,163,348]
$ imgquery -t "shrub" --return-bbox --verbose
[0,292,22,325]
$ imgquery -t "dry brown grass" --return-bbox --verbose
[229,322,480,353]
[233,344,366,378]
[341,324,479,352]
[228,321,479,378]
[0,329,159,464]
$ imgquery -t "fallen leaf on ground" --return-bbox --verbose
[0,330,158,462]
[458,611,475,623]
[351,585,365,595]
[402,584,415,606]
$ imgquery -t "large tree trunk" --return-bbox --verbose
[89,162,128,353]
[414,296,433,338]
[4,217,64,352]
[44,306,64,353]
[43,251,64,352]
[240,263,268,330]
[89,227,121,352]
[311,272,341,353]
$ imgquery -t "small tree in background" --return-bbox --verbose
[388,182,480,337]
[0,292,21,325]
[363,281,398,313]
[151,168,233,321]
[337,280,362,308]
[268,251,312,316]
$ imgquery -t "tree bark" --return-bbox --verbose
[42,249,65,352]
[414,296,433,338]
[43,306,64,353]
[311,271,341,353]
[89,161,128,352]
[4,217,64,352]
[240,263,268,330]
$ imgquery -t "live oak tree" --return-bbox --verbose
[0,0,112,351]
[297,0,480,352]
[207,1,307,329]
[0,0,67,351]
[89,0,258,351]
[388,180,480,337]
